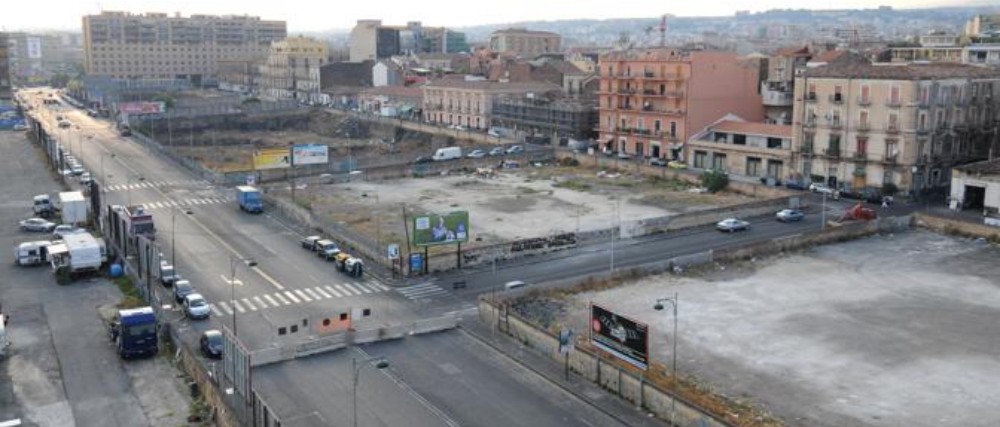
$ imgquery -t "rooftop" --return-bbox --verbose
[423,79,561,92]
[955,158,1000,175]
[806,53,1000,79]
[492,28,560,37]
[710,120,793,138]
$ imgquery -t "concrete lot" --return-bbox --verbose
[555,230,1000,427]
[299,166,754,246]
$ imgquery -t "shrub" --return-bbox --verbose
[701,170,730,193]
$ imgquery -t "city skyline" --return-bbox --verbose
[0,0,990,33]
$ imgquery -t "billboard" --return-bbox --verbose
[590,304,649,370]
[253,148,291,170]
[291,144,329,165]
[412,211,469,247]
[119,102,166,115]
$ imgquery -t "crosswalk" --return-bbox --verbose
[142,197,230,210]
[208,279,391,316]
[397,282,449,300]
[104,179,211,192]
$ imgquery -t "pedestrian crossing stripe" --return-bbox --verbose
[324,285,342,297]
[398,282,449,299]
[104,179,211,192]
[273,293,290,305]
[207,281,394,315]
[142,197,229,210]
[283,291,301,304]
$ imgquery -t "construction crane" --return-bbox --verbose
[642,15,668,47]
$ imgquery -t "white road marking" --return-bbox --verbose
[303,288,322,300]
[368,280,390,291]
[325,285,343,298]
[283,291,300,304]
[263,295,279,307]
[218,302,233,315]
[335,284,355,296]
[242,298,257,311]
[251,267,285,290]
[253,296,267,308]
[342,283,364,295]
[0,418,23,427]
[313,287,331,298]
[209,304,223,317]
[352,282,375,294]
[294,289,312,302]
[232,300,245,313]
[219,274,243,286]
[273,293,290,305]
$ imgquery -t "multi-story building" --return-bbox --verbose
[597,48,764,160]
[82,11,286,84]
[791,54,1000,195]
[490,29,562,58]
[762,46,812,125]
[422,79,561,130]
[966,14,1000,37]
[258,36,328,101]
[491,94,598,140]
[349,20,401,62]
[0,33,11,100]
[419,27,469,54]
[5,32,84,85]
[687,116,793,183]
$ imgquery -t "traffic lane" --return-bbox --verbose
[368,329,629,427]
[253,346,452,427]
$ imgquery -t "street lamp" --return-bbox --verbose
[352,356,389,427]
[229,256,258,339]
[653,293,679,426]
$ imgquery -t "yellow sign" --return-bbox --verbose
[253,148,291,170]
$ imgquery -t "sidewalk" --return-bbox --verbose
[459,318,668,427]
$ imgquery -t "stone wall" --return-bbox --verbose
[913,212,1000,241]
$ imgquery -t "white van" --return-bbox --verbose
[14,241,52,266]
[432,147,463,161]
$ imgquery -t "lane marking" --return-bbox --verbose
[342,283,363,295]
[219,274,243,286]
[273,293,290,305]
[253,296,267,308]
[303,288,322,300]
[242,298,257,311]
[209,305,223,317]
[325,285,343,297]
[369,280,390,291]
[294,289,312,302]
[313,287,331,299]
[335,284,355,296]
[251,267,285,290]
[283,291,300,304]
[231,300,245,313]
[263,295,279,307]
[218,302,233,315]
[0,418,23,427]
[352,282,375,294]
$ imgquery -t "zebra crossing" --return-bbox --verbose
[142,197,230,210]
[104,179,211,192]
[397,282,449,300]
[208,279,391,316]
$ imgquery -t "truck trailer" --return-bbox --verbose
[48,232,105,280]
[58,191,88,226]
[236,186,263,213]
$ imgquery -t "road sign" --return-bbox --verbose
[387,244,400,260]
[409,253,423,274]
[559,328,575,354]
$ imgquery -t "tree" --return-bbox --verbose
[881,182,899,197]
[701,170,730,193]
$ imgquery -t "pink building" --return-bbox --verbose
[597,49,764,161]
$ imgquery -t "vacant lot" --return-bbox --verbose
[299,165,755,247]
[537,231,1000,427]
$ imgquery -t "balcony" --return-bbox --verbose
[825,148,841,158]
[618,88,638,95]
[886,124,900,134]
[828,94,844,104]
[883,154,898,164]
[857,122,870,132]
[828,120,843,130]
[800,143,814,155]
[858,97,872,107]
[803,120,817,128]
[886,98,902,108]
[805,93,818,103]
[762,87,793,107]
[853,152,868,162]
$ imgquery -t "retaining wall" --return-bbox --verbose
[913,212,1000,240]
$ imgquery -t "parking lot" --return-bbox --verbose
[547,230,1000,427]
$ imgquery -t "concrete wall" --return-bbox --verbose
[913,212,1000,240]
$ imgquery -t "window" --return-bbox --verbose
[767,137,783,149]
[833,85,843,102]
[733,134,746,145]
[828,134,841,154]
[807,83,816,100]
[856,137,868,155]
[712,154,727,171]
[746,157,762,176]
[859,110,869,128]
[669,121,677,137]
[654,120,662,133]
[860,85,871,104]
[693,151,707,168]
[766,160,783,179]
[888,112,899,131]
[889,85,900,105]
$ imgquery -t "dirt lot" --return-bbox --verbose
[525,230,1000,427]
[298,164,755,247]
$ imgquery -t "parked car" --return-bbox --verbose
[300,235,322,251]
[160,261,180,287]
[79,172,93,185]
[488,147,506,157]
[183,293,211,320]
[70,164,85,175]
[412,156,433,164]
[52,224,84,239]
[776,209,805,222]
[809,183,839,198]
[668,161,688,169]
[450,124,466,131]
[505,145,524,155]
[649,157,668,167]
[20,218,57,232]
[616,152,632,160]
[173,279,194,304]
[716,218,751,232]
[466,149,486,159]
[13,123,27,131]
[200,329,223,359]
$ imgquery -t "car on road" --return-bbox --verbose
[716,218,751,233]
[70,164,85,175]
[200,329,223,359]
[616,152,632,160]
[412,156,433,164]
[504,280,527,291]
[809,183,839,198]
[183,293,211,320]
[649,157,668,167]
[79,172,93,185]
[449,124,466,131]
[52,224,84,239]
[300,235,322,251]
[505,145,524,155]
[20,218,57,232]
[488,147,505,157]
[466,149,486,159]
[776,209,805,222]
[173,279,194,304]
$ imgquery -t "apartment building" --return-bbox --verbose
[792,55,1000,195]
[491,94,598,140]
[687,116,793,183]
[0,33,11,100]
[258,36,329,101]
[490,29,562,58]
[82,11,286,84]
[422,79,561,130]
[966,14,1000,37]
[5,32,84,85]
[762,46,812,125]
[596,48,764,160]
[349,20,401,62]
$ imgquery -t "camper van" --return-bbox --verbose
[432,147,462,161]
[14,241,52,266]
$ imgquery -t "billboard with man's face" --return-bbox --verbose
[590,303,649,370]
[412,211,469,247]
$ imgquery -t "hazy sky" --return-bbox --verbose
[0,0,972,32]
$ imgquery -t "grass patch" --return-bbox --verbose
[114,276,145,308]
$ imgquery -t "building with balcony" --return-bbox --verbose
[5,32,84,86]
[422,79,561,130]
[258,36,329,102]
[762,46,812,125]
[687,115,793,183]
[792,53,1000,196]
[82,11,286,84]
[491,93,597,141]
[0,33,11,100]
[596,48,764,160]
[489,28,561,58]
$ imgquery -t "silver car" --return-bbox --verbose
[466,149,486,159]
[20,218,57,232]
[716,218,751,233]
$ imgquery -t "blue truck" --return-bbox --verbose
[236,185,263,213]
[109,306,158,359]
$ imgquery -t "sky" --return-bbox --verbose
[0,0,976,32]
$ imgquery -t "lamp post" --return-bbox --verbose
[352,356,389,427]
[229,256,258,339]
[610,198,620,273]
[654,293,679,426]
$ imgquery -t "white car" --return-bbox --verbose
[184,293,211,320]
[70,164,85,175]
[716,218,751,233]
[466,149,486,159]
[52,224,84,239]
[20,218,57,232]
[79,172,93,185]
[505,145,524,155]
[809,183,838,198]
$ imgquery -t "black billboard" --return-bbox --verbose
[590,303,649,370]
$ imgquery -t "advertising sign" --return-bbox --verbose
[118,102,166,115]
[590,304,649,370]
[409,253,423,274]
[291,144,329,165]
[412,211,469,247]
[387,244,400,260]
[559,328,575,355]
[253,148,291,170]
